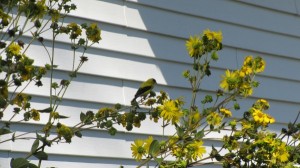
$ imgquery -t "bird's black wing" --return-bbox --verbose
[134,86,152,99]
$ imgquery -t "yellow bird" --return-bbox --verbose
[131,78,157,103]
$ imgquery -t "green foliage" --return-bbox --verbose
[127,29,300,168]
[0,127,11,135]
[0,0,102,167]
[10,158,29,168]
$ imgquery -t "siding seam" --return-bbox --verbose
[233,0,298,15]
[294,0,300,15]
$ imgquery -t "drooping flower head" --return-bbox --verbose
[203,29,223,43]
[86,23,101,43]
[253,56,266,73]
[220,108,232,117]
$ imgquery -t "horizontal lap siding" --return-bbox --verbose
[1,0,300,167]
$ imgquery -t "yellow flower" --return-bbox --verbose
[56,124,74,143]
[131,139,146,161]
[51,112,60,119]
[220,70,239,91]
[254,99,270,110]
[220,108,232,117]
[31,109,40,121]
[241,120,252,130]
[239,82,253,97]
[187,140,206,161]
[190,112,201,124]
[68,22,82,39]
[159,100,183,124]
[33,0,47,20]
[254,57,266,73]
[243,55,253,66]
[50,9,60,22]
[239,56,254,77]
[13,93,30,110]
[86,23,101,43]
[264,113,275,124]
[21,65,33,81]
[0,10,11,26]
[252,108,275,126]
[273,143,289,163]
[239,67,253,77]
[186,35,203,57]
[206,112,222,126]
[7,43,22,55]
[203,29,223,42]
[252,108,265,124]
[241,56,265,74]
[171,145,182,157]
[169,135,179,145]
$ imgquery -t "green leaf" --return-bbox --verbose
[211,51,219,60]
[12,132,15,142]
[36,132,43,141]
[0,128,11,135]
[210,145,218,157]
[58,115,69,119]
[10,158,29,168]
[27,163,38,168]
[31,139,39,153]
[195,129,204,139]
[149,140,160,157]
[80,112,85,122]
[51,82,59,89]
[0,96,7,108]
[182,109,189,116]
[74,131,82,138]
[176,127,184,138]
[33,151,48,160]
[114,103,122,110]
[38,107,53,113]
[154,157,163,164]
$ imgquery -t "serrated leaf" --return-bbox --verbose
[149,140,160,157]
[33,151,48,160]
[10,158,29,168]
[74,131,82,138]
[31,139,39,153]
[0,128,11,135]
[38,107,52,113]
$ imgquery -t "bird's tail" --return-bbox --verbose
[131,96,137,105]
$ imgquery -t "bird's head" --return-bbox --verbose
[149,78,157,84]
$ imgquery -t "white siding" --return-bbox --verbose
[1,0,300,167]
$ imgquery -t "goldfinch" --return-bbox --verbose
[131,78,157,103]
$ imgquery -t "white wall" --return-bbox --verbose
[1,0,300,167]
